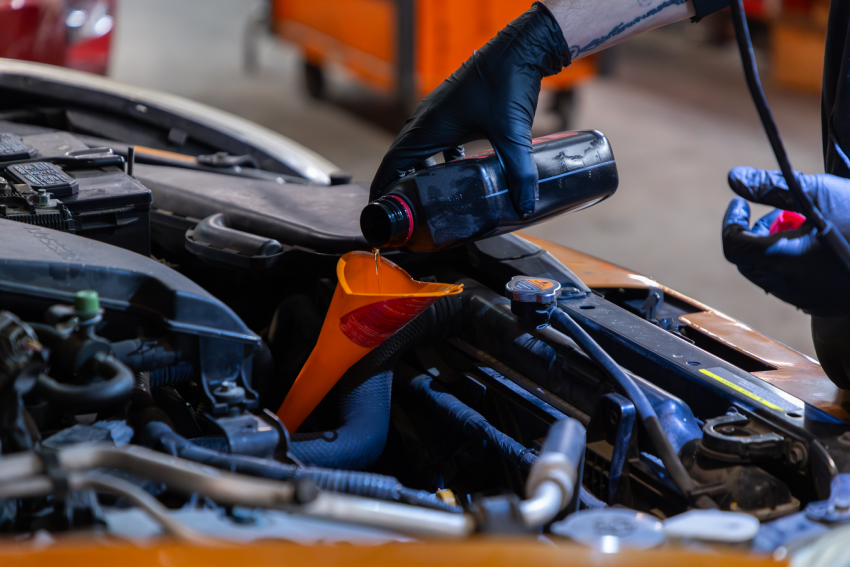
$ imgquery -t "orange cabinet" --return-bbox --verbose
[272,0,596,111]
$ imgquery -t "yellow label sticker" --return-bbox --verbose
[526,278,554,290]
[699,368,783,411]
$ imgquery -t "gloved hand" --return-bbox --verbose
[722,166,850,316]
[369,2,571,216]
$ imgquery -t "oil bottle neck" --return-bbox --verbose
[360,195,414,248]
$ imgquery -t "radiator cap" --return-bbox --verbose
[505,275,561,304]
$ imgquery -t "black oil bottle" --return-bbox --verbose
[360,130,618,252]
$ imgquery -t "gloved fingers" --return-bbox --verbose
[723,198,819,266]
[490,133,538,216]
[723,197,752,232]
[369,128,465,201]
[443,145,465,162]
[722,197,767,267]
[752,209,782,237]
[727,166,821,212]
[415,157,438,171]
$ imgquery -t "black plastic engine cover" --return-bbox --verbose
[0,219,260,414]
[137,164,369,256]
[0,123,152,256]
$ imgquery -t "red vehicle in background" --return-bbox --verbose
[0,0,115,75]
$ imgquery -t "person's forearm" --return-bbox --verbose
[542,0,696,60]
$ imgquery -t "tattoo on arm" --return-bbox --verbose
[568,0,688,59]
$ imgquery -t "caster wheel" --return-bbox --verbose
[304,61,325,99]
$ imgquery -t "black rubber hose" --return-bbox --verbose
[149,364,195,388]
[138,421,458,513]
[288,368,392,469]
[35,352,134,413]
[728,0,850,272]
[405,374,536,472]
[111,339,180,372]
[549,308,715,508]
[144,342,272,390]
[406,374,604,509]
[287,299,460,470]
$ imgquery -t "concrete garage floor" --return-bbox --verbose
[111,0,824,357]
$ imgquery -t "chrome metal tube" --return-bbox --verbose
[298,492,476,538]
[0,471,212,544]
[519,480,564,528]
[0,445,295,508]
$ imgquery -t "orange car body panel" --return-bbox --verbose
[519,233,847,422]
[0,537,784,566]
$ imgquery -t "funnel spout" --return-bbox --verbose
[277,252,462,432]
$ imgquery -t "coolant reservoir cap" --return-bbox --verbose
[550,509,665,551]
[505,276,561,304]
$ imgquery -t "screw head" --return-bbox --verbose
[213,380,245,405]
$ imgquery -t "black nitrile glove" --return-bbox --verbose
[369,2,571,216]
[722,166,850,317]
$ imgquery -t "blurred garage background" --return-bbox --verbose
[4,0,830,357]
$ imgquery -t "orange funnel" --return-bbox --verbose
[277,251,463,432]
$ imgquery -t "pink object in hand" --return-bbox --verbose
[768,211,806,234]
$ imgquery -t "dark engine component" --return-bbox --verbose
[0,95,842,549]
[0,219,259,417]
[0,126,151,256]
[136,164,370,268]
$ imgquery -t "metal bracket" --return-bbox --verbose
[201,410,281,459]
[199,409,301,464]
[640,287,664,323]
[699,413,784,462]
[585,393,637,504]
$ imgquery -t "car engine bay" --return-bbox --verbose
[0,60,845,556]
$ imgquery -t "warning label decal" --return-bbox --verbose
[699,367,803,413]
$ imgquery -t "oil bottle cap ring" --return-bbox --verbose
[505,276,561,304]
[385,195,414,243]
[360,195,414,248]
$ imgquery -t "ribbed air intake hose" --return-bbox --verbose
[288,298,459,469]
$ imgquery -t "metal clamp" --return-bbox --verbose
[699,413,784,462]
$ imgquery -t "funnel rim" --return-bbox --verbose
[338,251,464,298]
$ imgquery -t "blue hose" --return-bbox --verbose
[287,301,455,470]
[405,374,537,471]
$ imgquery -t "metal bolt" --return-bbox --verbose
[560,286,584,299]
[788,443,807,466]
[37,189,49,206]
[212,380,246,406]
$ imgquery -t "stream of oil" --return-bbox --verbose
[372,247,382,293]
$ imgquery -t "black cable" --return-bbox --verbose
[548,308,716,508]
[140,421,460,513]
[728,0,850,272]
[405,374,537,472]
